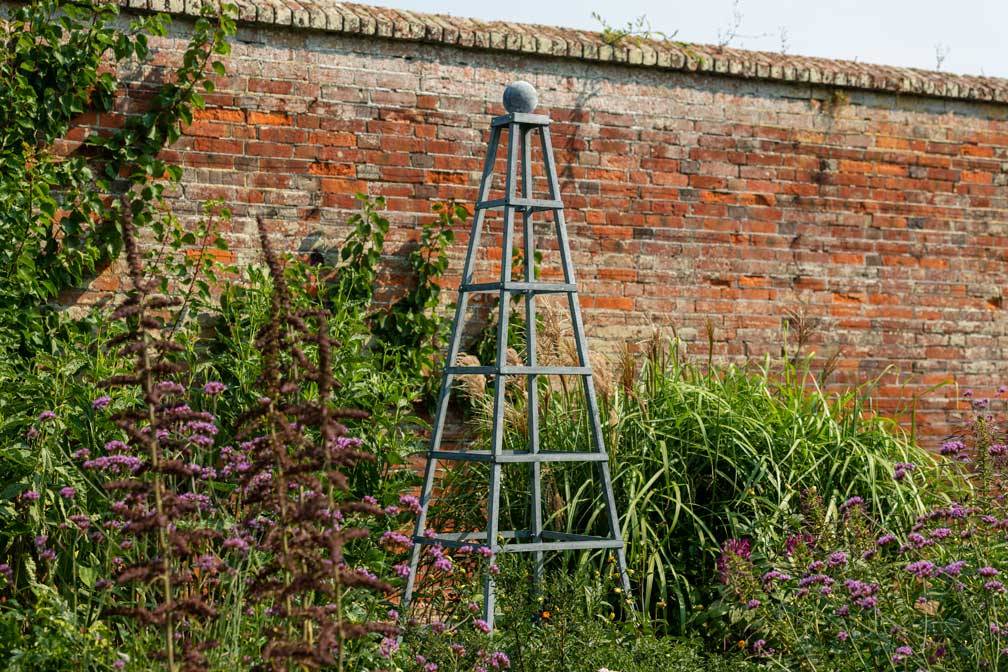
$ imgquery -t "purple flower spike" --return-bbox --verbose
[92,396,111,410]
[58,486,76,499]
[38,410,56,422]
[22,490,40,502]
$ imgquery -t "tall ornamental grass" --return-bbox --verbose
[448,332,950,634]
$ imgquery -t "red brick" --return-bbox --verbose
[247,111,291,126]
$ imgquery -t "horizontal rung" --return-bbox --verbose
[502,539,623,553]
[476,197,563,211]
[461,281,576,294]
[412,530,525,551]
[429,450,609,464]
[445,365,591,376]
[413,530,622,554]
[492,112,551,127]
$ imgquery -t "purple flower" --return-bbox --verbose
[381,531,413,548]
[840,496,863,512]
[828,551,848,567]
[222,537,250,554]
[980,566,1000,578]
[34,535,48,548]
[942,560,967,576]
[21,490,40,502]
[72,448,90,460]
[393,562,411,578]
[941,440,966,456]
[932,527,951,539]
[38,411,56,422]
[40,549,56,561]
[489,651,510,668]
[877,533,897,546]
[799,574,834,589]
[92,396,111,410]
[474,619,491,633]
[155,381,185,396]
[716,537,751,584]
[892,645,913,663]
[906,560,935,578]
[58,486,76,499]
[761,569,792,587]
[186,421,219,436]
[894,462,915,481]
[379,637,399,658]
[82,455,144,474]
[399,494,422,514]
[104,440,128,453]
[68,514,90,530]
[837,630,849,642]
[985,580,1006,593]
[784,533,815,557]
[202,381,226,395]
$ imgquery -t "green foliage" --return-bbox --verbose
[372,201,459,395]
[0,0,234,356]
[591,11,678,46]
[397,561,758,672]
[0,583,119,671]
[447,335,944,636]
[721,402,1005,671]
[209,252,425,505]
[336,194,391,304]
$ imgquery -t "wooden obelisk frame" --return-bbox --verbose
[401,100,631,630]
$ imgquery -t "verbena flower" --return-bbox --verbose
[202,381,226,395]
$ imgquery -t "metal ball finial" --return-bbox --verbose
[503,81,538,113]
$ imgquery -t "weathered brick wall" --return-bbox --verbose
[77,3,1008,441]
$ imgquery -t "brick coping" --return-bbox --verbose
[117,0,1008,106]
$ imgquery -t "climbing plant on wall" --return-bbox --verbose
[0,0,236,356]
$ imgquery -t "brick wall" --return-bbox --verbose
[74,3,1008,441]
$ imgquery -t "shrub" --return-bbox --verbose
[720,391,1005,670]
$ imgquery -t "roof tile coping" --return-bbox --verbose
[121,0,1008,106]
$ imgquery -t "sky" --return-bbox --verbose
[366,0,1007,78]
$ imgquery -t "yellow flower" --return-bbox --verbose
[737,640,746,650]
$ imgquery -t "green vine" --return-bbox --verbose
[0,0,236,357]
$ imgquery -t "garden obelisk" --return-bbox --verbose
[401,82,631,630]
